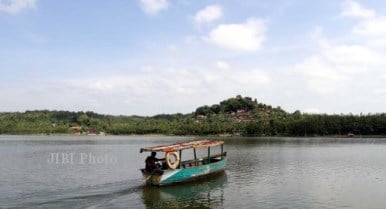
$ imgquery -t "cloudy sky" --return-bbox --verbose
[1,0,385,116]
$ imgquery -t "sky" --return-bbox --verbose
[1,0,386,116]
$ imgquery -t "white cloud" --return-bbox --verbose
[340,0,375,19]
[374,89,386,95]
[215,60,230,70]
[239,69,270,85]
[293,26,386,95]
[295,56,344,81]
[49,65,270,115]
[341,1,386,46]
[294,56,346,94]
[321,44,386,71]
[139,0,169,15]
[281,2,386,113]
[0,0,35,14]
[304,108,321,114]
[167,44,177,53]
[353,17,386,37]
[205,18,266,51]
[194,4,223,24]
[312,27,385,69]
[141,65,155,73]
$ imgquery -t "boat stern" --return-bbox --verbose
[140,169,163,186]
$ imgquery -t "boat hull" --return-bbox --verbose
[142,158,226,186]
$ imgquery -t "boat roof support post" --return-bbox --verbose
[221,144,223,160]
[179,150,182,169]
[207,147,211,164]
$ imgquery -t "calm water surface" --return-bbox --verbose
[1,135,386,209]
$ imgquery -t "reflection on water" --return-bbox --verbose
[142,172,227,209]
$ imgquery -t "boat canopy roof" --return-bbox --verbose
[140,139,224,153]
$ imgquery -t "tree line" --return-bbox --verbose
[0,96,385,136]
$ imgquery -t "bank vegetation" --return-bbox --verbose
[1,96,385,136]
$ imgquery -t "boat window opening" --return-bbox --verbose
[180,148,195,161]
[179,149,196,168]
[210,145,222,156]
[178,146,221,167]
[193,147,209,159]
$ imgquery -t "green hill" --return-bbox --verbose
[0,95,385,136]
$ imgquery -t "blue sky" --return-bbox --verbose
[1,0,386,115]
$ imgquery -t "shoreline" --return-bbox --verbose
[1,133,386,138]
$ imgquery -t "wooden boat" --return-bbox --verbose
[140,139,227,186]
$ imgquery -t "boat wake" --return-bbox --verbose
[5,179,143,209]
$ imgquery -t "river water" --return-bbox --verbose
[1,135,386,209]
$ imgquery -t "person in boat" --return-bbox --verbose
[145,152,165,173]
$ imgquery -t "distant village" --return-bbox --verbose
[69,126,105,136]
